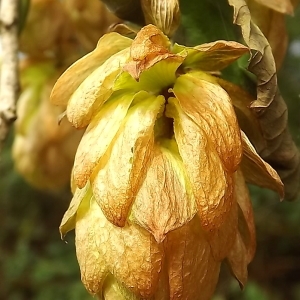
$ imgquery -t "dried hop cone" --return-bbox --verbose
[13,61,83,191]
[51,25,284,299]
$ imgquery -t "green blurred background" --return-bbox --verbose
[1,3,300,300]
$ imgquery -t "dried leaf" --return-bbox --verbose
[228,0,300,199]
[132,141,197,242]
[75,196,108,295]
[247,0,289,70]
[50,32,132,106]
[172,40,249,71]
[164,216,221,300]
[109,22,140,38]
[92,94,165,227]
[206,196,238,261]
[76,196,163,297]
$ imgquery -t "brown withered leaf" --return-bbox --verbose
[50,32,132,106]
[132,141,197,243]
[247,0,289,70]
[76,211,108,295]
[252,0,294,14]
[92,94,165,227]
[164,216,221,300]
[75,196,163,297]
[167,97,238,260]
[228,0,300,199]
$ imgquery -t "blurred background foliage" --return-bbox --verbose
[0,1,300,299]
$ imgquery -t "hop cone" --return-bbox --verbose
[51,25,283,299]
[13,60,83,190]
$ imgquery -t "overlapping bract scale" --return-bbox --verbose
[92,93,165,226]
[164,216,221,300]
[241,132,284,197]
[132,140,197,242]
[226,170,256,287]
[50,33,132,106]
[67,48,131,128]
[166,97,238,260]
[73,90,137,188]
[75,194,163,297]
[172,73,243,172]
[173,40,249,71]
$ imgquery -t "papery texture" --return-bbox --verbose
[73,90,137,188]
[66,48,131,128]
[75,196,163,297]
[132,141,197,242]
[167,97,238,260]
[164,216,221,300]
[173,41,249,71]
[93,94,164,226]
[50,33,132,106]
[227,170,256,287]
[228,0,300,199]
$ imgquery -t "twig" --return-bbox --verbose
[0,0,19,150]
